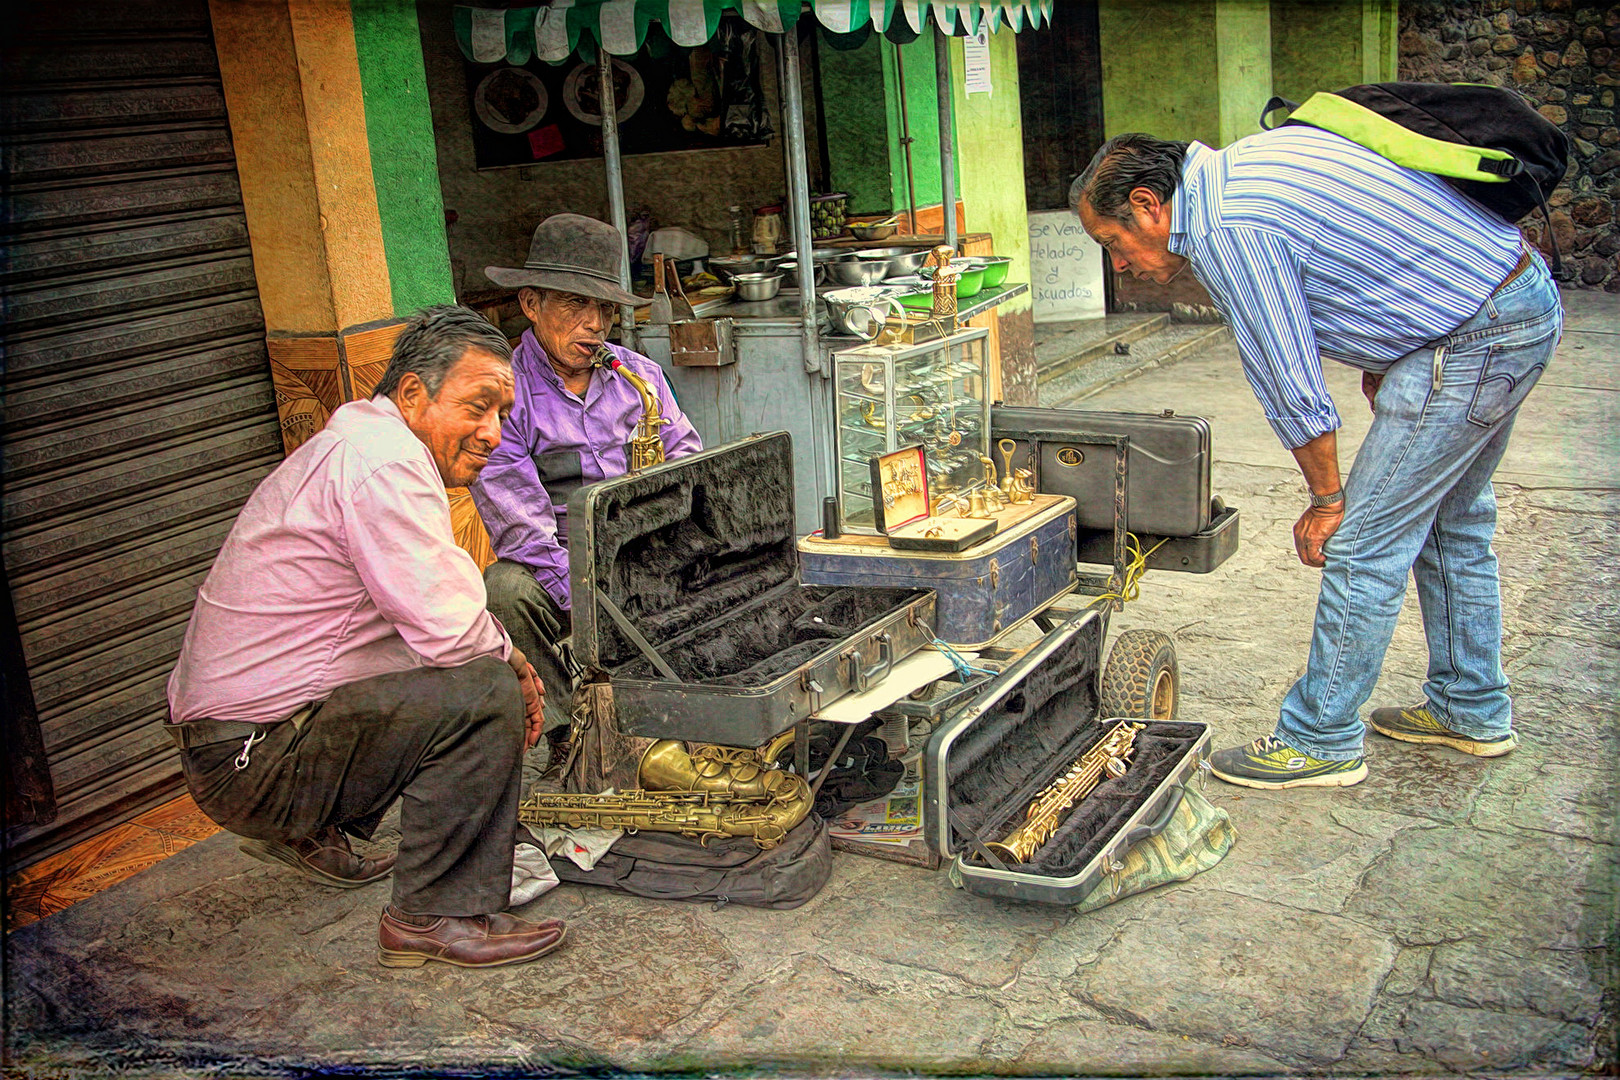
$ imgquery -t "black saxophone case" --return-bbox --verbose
[991,406,1239,574]
[925,608,1211,905]
[568,432,936,748]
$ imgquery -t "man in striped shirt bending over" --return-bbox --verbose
[1072,126,1560,789]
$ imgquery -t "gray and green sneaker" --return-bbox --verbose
[1368,704,1519,757]
[1208,735,1368,789]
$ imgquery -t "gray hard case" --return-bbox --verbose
[992,406,1214,538]
[568,432,936,747]
[925,608,1211,906]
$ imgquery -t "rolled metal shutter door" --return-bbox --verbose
[2,0,282,865]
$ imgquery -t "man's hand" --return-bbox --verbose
[508,647,546,750]
[1294,504,1343,568]
[1361,371,1383,413]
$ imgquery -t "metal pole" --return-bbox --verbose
[779,27,820,375]
[893,40,921,235]
[598,46,636,349]
[934,24,958,252]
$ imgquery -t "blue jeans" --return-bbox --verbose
[1275,265,1562,760]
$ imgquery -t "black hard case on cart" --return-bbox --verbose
[924,607,1212,905]
[991,406,1239,575]
[567,431,936,749]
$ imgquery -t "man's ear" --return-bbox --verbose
[393,371,429,419]
[518,287,543,324]
[1128,186,1166,223]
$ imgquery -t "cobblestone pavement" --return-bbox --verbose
[6,293,1616,1078]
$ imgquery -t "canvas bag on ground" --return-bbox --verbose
[547,813,833,909]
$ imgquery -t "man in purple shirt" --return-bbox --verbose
[167,307,565,970]
[471,214,701,734]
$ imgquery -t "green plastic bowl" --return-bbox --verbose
[977,256,1011,288]
[921,265,985,298]
[896,290,934,310]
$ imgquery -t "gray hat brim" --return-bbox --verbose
[485,265,651,306]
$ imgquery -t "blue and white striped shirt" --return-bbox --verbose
[1167,127,1524,448]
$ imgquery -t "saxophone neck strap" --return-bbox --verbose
[948,807,1009,872]
[596,592,681,682]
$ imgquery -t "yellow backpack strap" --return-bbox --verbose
[1288,92,1518,184]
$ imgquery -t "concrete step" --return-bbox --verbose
[1035,313,1168,385]
[1038,319,1231,407]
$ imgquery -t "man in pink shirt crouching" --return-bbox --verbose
[166,306,565,970]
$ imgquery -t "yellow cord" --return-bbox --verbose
[1095,533,1170,606]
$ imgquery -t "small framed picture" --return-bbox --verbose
[869,444,930,533]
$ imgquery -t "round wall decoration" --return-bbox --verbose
[473,66,548,134]
[561,57,644,126]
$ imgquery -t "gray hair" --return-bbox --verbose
[373,305,512,400]
[1070,133,1190,223]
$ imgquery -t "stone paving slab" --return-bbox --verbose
[6,291,1616,1077]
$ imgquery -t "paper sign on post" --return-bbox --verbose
[963,28,992,96]
[1027,210,1105,323]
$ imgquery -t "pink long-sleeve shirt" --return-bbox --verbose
[167,395,512,726]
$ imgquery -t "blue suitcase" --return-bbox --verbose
[798,494,1078,649]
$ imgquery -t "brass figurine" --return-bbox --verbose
[983,721,1146,864]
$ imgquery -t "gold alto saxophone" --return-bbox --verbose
[983,721,1146,864]
[519,733,810,848]
[590,344,669,474]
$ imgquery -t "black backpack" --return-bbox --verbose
[1261,82,1570,263]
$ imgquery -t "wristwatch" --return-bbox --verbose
[1309,489,1345,509]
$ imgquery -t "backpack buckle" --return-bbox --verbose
[1478,156,1523,178]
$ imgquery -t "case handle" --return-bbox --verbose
[850,631,893,692]
[1121,782,1185,847]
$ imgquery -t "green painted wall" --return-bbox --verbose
[1098,0,1221,143]
[883,35,953,213]
[819,36,892,214]
[1272,0,1395,104]
[351,0,456,315]
[1216,0,1271,145]
[950,29,1031,313]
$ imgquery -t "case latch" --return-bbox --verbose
[989,558,1000,589]
[1030,536,1039,564]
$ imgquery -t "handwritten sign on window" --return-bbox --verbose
[1027,210,1105,323]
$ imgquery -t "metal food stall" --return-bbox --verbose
[454,0,1053,532]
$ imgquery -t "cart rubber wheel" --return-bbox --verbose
[1099,630,1179,720]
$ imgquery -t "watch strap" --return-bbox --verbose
[1310,489,1345,509]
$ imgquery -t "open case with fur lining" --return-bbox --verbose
[924,607,1210,905]
[568,432,936,749]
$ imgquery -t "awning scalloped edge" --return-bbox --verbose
[454,0,1052,64]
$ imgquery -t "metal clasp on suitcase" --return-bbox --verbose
[843,632,894,693]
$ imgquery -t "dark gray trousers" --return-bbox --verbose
[180,657,524,916]
[484,559,575,733]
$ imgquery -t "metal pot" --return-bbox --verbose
[822,287,906,339]
[732,272,784,302]
[827,257,891,287]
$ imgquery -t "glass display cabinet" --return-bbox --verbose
[832,327,991,535]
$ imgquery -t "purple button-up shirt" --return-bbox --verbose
[468,330,701,610]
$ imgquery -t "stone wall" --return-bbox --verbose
[1400,0,1620,291]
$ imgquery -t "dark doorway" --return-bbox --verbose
[1016,2,1105,212]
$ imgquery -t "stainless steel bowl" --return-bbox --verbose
[854,246,931,279]
[709,255,775,281]
[827,257,891,286]
[848,222,897,241]
[776,259,825,289]
[732,272,783,302]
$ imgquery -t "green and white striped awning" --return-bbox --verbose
[455,1,1054,64]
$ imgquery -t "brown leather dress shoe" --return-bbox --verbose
[377,906,567,969]
[239,825,396,889]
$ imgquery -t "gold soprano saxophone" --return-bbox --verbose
[519,734,810,849]
[591,344,669,474]
[983,721,1146,864]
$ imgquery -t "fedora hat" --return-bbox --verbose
[486,213,649,306]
